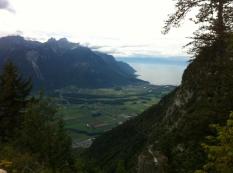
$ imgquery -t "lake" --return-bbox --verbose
[117,57,189,86]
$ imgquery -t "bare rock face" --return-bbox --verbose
[138,150,157,173]
[137,146,168,173]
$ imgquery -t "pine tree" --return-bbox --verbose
[0,61,31,142]
[19,96,73,173]
[195,112,233,173]
[163,0,233,53]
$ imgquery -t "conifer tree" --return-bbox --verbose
[163,0,233,53]
[195,112,233,173]
[0,61,31,142]
[19,96,73,173]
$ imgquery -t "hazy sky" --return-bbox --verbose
[0,0,197,57]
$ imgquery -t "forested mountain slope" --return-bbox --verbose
[87,37,233,173]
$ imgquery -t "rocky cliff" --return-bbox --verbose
[88,37,233,173]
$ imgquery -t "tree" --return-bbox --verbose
[0,61,31,142]
[116,160,127,173]
[163,0,233,53]
[19,96,73,173]
[195,112,233,173]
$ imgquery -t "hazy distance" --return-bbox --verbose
[117,57,188,85]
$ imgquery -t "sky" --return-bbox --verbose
[0,0,197,57]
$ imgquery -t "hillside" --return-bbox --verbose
[87,37,233,172]
[0,36,144,90]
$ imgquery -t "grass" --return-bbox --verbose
[53,84,175,145]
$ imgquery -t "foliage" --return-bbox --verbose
[0,62,74,173]
[0,145,42,173]
[116,160,127,173]
[18,96,74,173]
[0,96,74,173]
[74,157,104,173]
[195,112,233,173]
[0,61,31,142]
[163,0,233,54]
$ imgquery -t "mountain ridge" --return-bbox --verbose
[0,36,145,90]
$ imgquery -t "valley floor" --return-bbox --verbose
[51,84,175,148]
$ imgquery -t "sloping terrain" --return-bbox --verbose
[0,36,144,90]
[88,38,233,173]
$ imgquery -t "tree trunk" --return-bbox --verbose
[217,0,225,37]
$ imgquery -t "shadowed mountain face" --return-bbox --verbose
[0,36,144,90]
[88,38,233,173]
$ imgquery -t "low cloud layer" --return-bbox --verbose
[0,0,195,57]
[0,0,14,13]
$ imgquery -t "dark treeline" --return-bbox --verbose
[0,61,74,173]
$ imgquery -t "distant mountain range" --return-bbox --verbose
[0,36,146,90]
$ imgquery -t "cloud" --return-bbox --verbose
[118,44,149,48]
[82,43,163,57]
[15,30,23,35]
[0,0,15,13]
[101,48,123,55]
[87,45,110,50]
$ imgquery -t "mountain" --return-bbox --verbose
[0,36,144,90]
[87,38,233,172]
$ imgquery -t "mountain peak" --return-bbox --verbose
[0,35,26,44]
[47,37,57,43]
[58,38,69,43]
[0,36,145,90]
[45,37,80,50]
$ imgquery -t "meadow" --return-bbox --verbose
[52,84,175,147]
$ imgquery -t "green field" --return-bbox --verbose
[52,84,175,146]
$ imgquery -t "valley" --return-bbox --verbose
[51,84,175,147]
[1,0,232,172]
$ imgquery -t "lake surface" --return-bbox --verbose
[117,57,189,86]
